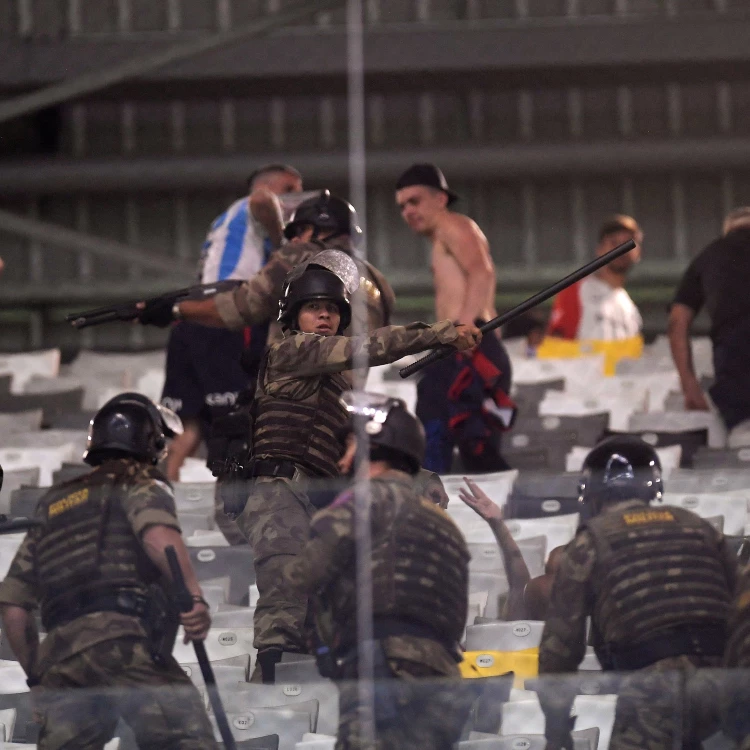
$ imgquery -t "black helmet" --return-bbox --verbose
[84,392,183,466]
[341,392,425,475]
[578,435,663,516]
[283,190,362,247]
[278,250,356,334]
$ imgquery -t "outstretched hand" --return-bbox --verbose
[458,477,503,521]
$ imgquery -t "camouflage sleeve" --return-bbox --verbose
[537,532,596,733]
[538,531,595,675]
[284,491,357,595]
[725,568,750,668]
[267,320,460,378]
[121,467,181,537]
[0,533,39,610]
[214,243,307,329]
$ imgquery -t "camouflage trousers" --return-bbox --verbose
[609,656,722,750]
[237,477,316,655]
[336,658,472,750]
[36,636,218,750]
[213,475,250,546]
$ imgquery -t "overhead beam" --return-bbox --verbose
[0,208,195,277]
[2,136,750,193]
[1,15,749,88]
[0,0,346,124]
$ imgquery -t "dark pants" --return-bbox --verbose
[416,331,512,474]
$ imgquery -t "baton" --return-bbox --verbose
[165,546,237,750]
[399,239,636,378]
[0,514,41,535]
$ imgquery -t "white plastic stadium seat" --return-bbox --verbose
[174,482,216,511]
[540,392,643,432]
[225,680,339,736]
[295,733,336,750]
[500,695,615,750]
[0,411,43,434]
[629,412,727,450]
[442,472,518,509]
[0,444,79,487]
[0,468,39,516]
[460,727,599,750]
[465,621,545,652]
[661,493,747,536]
[0,349,60,393]
[0,707,17,742]
[211,706,311,749]
[512,357,606,389]
[468,537,547,579]
[179,457,216,483]
[0,535,25,579]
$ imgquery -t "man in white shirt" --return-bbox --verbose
[547,215,643,341]
[161,164,303,481]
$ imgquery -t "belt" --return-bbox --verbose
[601,624,726,671]
[250,459,308,483]
[43,589,149,631]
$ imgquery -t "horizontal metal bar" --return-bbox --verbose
[3,136,750,193]
[0,208,195,276]
[1,14,749,87]
[0,0,346,124]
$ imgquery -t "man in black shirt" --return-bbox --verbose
[669,207,750,444]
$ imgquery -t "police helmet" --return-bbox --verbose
[278,250,356,334]
[84,392,183,467]
[341,392,425,475]
[578,435,663,516]
[283,190,363,248]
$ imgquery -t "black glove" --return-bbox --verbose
[137,299,175,328]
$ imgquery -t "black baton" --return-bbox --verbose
[165,546,237,750]
[399,239,636,378]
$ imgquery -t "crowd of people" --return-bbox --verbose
[0,161,749,750]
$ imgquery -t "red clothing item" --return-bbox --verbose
[547,282,582,340]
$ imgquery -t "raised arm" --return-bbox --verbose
[458,478,531,619]
[267,321,481,378]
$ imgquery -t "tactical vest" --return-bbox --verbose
[252,367,349,478]
[582,503,732,652]
[371,486,469,645]
[34,459,162,629]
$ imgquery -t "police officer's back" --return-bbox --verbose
[285,394,472,750]
[538,435,737,750]
[0,393,218,750]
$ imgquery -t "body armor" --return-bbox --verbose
[583,502,732,658]
[252,369,349,478]
[35,460,162,630]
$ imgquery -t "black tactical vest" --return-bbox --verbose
[371,487,470,645]
[253,369,348,478]
[582,503,732,650]
[34,460,162,629]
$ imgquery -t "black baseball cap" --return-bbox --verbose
[395,164,459,206]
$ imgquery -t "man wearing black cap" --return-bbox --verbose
[395,164,514,474]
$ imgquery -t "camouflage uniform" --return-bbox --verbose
[538,499,737,750]
[211,236,394,545]
[413,468,449,509]
[213,236,395,343]
[0,458,218,750]
[239,321,464,658]
[723,566,750,749]
[285,469,472,750]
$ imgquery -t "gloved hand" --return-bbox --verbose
[137,298,175,327]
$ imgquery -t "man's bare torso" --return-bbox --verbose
[431,214,497,323]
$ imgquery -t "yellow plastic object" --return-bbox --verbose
[536,335,644,377]
[460,648,539,688]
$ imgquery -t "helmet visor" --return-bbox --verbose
[156,403,184,438]
[340,391,401,425]
[308,250,360,295]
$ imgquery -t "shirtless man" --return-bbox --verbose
[396,164,513,473]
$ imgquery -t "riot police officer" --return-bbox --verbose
[285,393,472,750]
[724,565,750,749]
[232,252,480,683]
[138,189,395,340]
[538,435,738,750]
[0,393,218,750]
